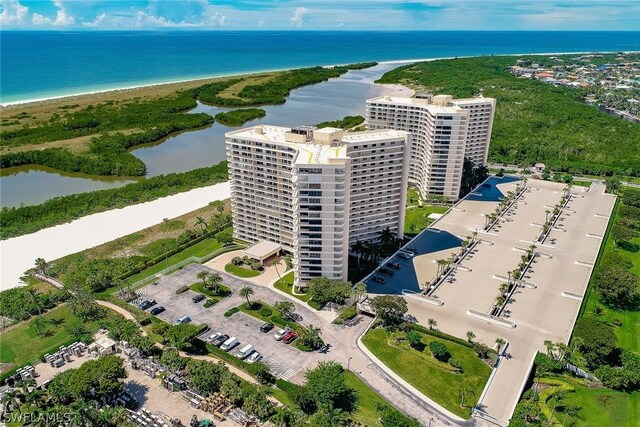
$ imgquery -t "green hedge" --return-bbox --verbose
[224,307,240,317]
[411,323,474,348]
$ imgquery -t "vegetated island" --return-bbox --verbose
[214,108,266,126]
[315,115,365,130]
[0,162,228,240]
[377,53,640,177]
[0,62,377,177]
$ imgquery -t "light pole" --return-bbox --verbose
[347,357,353,371]
[429,418,434,427]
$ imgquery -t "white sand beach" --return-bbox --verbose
[0,182,231,291]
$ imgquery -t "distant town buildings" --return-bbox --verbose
[366,94,496,199]
[225,125,409,287]
[508,52,640,122]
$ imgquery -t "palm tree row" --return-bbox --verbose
[196,270,223,294]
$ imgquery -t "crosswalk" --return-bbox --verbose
[261,355,297,380]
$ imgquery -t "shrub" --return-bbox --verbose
[232,256,243,266]
[204,299,215,308]
[176,285,189,295]
[259,308,272,317]
[429,341,451,362]
[139,316,152,326]
[405,331,423,349]
[224,307,239,317]
[449,358,463,373]
[572,316,619,369]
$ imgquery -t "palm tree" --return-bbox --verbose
[196,270,210,286]
[351,282,366,303]
[31,315,48,336]
[352,240,365,267]
[239,286,255,307]
[206,272,223,294]
[436,259,448,276]
[27,287,42,316]
[300,325,323,349]
[34,257,48,275]
[428,318,437,330]
[495,337,506,353]
[466,331,476,343]
[561,403,583,427]
[545,209,551,223]
[194,216,207,234]
[378,227,395,249]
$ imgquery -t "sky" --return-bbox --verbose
[1,0,639,31]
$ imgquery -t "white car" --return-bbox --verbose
[247,352,262,364]
[207,332,220,343]
[274,328,287,341]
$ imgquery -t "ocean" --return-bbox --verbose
[2,30,639,103]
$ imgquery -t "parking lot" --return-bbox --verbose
[135,264,333,381]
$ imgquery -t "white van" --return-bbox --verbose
[220,337,239,351]
[236,344,254,359]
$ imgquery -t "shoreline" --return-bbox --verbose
[3,50,636,108]
[0,182,232,291]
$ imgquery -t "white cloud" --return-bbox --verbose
[134,0,226,28]
[81,12,106,28]
[290,7,309,28]
[0,0,28,26]
[32,0,74,27]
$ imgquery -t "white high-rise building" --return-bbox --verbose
[366,94,496,199]
[226,125,409,287]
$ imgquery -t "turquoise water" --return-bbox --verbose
[2,30,639,103]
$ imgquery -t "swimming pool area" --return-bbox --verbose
[364,228,462,295]
[465,175,521,202]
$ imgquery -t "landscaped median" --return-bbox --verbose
[361,326,493,418]
[272,272,324,310]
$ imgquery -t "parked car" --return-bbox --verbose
[379,268,394,276]
[372,276,386,284]
[274,328,288,341]
[282,331,298,344]
[206,332,220,343]
[211,334,229,347]
[220,337,239,351]
[388,261,401,270]
[260,322,274,333]
[247,352,262,364]
[138,299,156,310]
[235,344,255,359]
[404,314,418,324]
[398,251,412,259]
[318,344,331,353]
[173,316,191,325]
[192,294,205,303]
[149,306,165,315]
[406,247,417,254]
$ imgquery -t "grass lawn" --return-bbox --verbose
[225,263,261,278]
[572,180,592,187]
[404,204,449,235]
[0,305,121,377]
[407,186,422,206]
[189,282,232,304]
[123,237,224,287]
[547,377,640,427]
[580,192,640,353]
[362,328,491,418]
[273,271,322,309]
[344,370,398,427]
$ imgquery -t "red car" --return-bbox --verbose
[282,331,298,344]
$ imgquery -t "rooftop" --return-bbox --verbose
[226,125,407,165]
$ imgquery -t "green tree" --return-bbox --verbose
[165,323,201,350]
[274,300,295,319]
[572,317,618,369]
[239,286,255,306]
[205,272,223,293]
[428,318,437,330]
[299,325,323,349]
[34,257,48,275]
[194,216,207,234]
[466,330,476,343]
[605,176,621,194]
[405,330,422,349]
[371,295,408,326]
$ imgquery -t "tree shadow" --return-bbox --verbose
[125,380,150,408]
